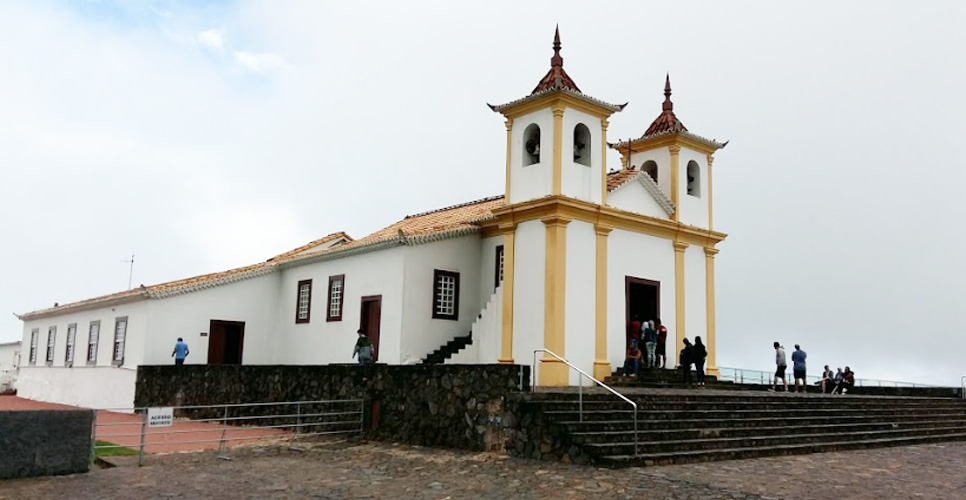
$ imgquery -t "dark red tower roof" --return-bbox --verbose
[531,26,580,94]
[643,74,687,136]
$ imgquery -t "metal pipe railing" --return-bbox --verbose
[531,349,638,456]
[718,366,939,389]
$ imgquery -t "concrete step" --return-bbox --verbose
[522,391,964,404]
[583,425,966,456]
[524,399,966,412]
[553,413,966,432]
[540,407,966,422]
[597,431,966,466]
[569,419,966,443]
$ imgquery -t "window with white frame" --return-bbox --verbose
[65,323,77,366]
[432,270,460,321]
[46,326,56,366]
[327,275,344,322]
[87,321,100,364]
[296,279,312,324]
[29,328,39,365]
[495,245,505,289]
[112,317,127,366]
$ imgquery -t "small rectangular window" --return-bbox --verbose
[65,323,77,367]
[46,326,56,366]
[495,245,505,290]
[112,317,127,366]
[327,274,345,322]
[29,328,39,365]
[87,321,100,365]
[296,279,312,324]
[432,270,460,321]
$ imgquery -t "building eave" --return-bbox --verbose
[18,291,150,321]
[489,88,626,119]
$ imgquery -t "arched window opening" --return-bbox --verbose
[687,160,701,197]
[642,160,658,183]
[523,124,541,166]
[573,123,591,166]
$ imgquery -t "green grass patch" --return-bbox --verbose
[95,440,139,458]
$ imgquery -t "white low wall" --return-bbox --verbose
[16,366,136,410]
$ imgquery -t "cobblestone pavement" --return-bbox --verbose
[3,440,966,499]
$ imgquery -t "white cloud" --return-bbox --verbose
[233,50,286,73]
[197,28,224,50]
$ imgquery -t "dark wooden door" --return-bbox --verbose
[360,296,382,362]
[207,320,245,365]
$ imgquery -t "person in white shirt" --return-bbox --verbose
[771,341,788,392]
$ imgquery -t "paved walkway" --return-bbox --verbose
[0,396,288,453]
[3,439,966,499]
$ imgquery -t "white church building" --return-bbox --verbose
[16,29,727,409]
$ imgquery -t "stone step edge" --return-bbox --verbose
[554,413,966,427]
[568,419,966,438]
[541,407,966,416]
[597,432,966,464]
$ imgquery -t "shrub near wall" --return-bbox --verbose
[136,364,529,452]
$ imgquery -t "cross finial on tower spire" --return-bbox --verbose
[662,73,673,112]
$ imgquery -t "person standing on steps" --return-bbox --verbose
[655,318,668,368]
[791,344,807,393]
[627,315,642,347]
[643,320,658,368]
[680,338,694,385]
[171,337,189,366]
[771,342,788,392]
[692,336,708,385]
[352,330,373,366]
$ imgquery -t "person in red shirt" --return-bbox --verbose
[655,318,668,368]
[626,315,642,346]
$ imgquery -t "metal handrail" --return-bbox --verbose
[718,366,938,389]
[531,349,638,456]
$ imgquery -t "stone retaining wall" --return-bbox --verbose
[0,409,93,479]
[136,364,529,452]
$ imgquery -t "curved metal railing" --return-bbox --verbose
[530,349,638,456]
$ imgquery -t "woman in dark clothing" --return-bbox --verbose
[692,336,708,385]
[680,338,693,385]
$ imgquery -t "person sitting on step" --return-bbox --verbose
[624,340,642,377]
[834,367,855,395]
[819,365,834,394]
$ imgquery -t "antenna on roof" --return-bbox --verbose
[121,254,135,290]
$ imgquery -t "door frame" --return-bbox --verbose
[359,295,382,362]
[207,319,246,365]
[624,276,661,327]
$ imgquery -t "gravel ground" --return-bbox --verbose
[4,439,966,499]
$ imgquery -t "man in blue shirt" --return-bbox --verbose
[172,337,190,366]
[791,344,807,393]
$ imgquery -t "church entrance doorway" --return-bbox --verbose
[207,320,245,365]
[625,277,660,334]
[360,296,382,362]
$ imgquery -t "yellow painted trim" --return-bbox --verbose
[552,105,564,196]
[593,224,613,380]
[669,145,681,222]
[600,119,609,205]
[485,195,727,248]
[615,132,720,157]
[495,93,619,121]
[540,215,570,386]
[504,119,513,202]
[498,223,516,363]
[673,241,688,361]
[705,246,718,374]
[706,154,714,231]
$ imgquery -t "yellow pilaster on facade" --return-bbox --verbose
[600,119,609,204]
[498,223,516,363]
[669,145,681,221]
[593,224,613,380]
[705,247,718,376]
[673,240,688,361]
[706,154,714,231]
[504,119,513,200]
[540,215,570,386]
[552,105,565,195]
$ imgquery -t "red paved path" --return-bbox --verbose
[0,395,289,453]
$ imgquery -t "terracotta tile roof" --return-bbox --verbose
[607,168,639,191]
[644,74,687,137]
[267,232,352,262]
[531,26,580,94]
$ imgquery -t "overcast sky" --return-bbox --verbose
[2,1,964,385]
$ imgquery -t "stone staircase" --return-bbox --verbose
[421,334,472,364]
[516,389,966,466]
[605,367,717,388]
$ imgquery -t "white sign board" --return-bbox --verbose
[147,407,174,428]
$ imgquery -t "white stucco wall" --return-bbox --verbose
[20,300,149,370]
[561,109,603,204]
[16,366,136,409]
[479,235,504,311]
[606,230,676,371]
[677,147,710,229]
[275,247,405,365]
[400,236,481,364]
[512,220,546,366]
[606,178,671,219]
[684,245,708,347]
[508,108,554,203]
[0,342,21,373]
[630,147,672,195]
[142,272,281,366]
[564,220,596,385]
